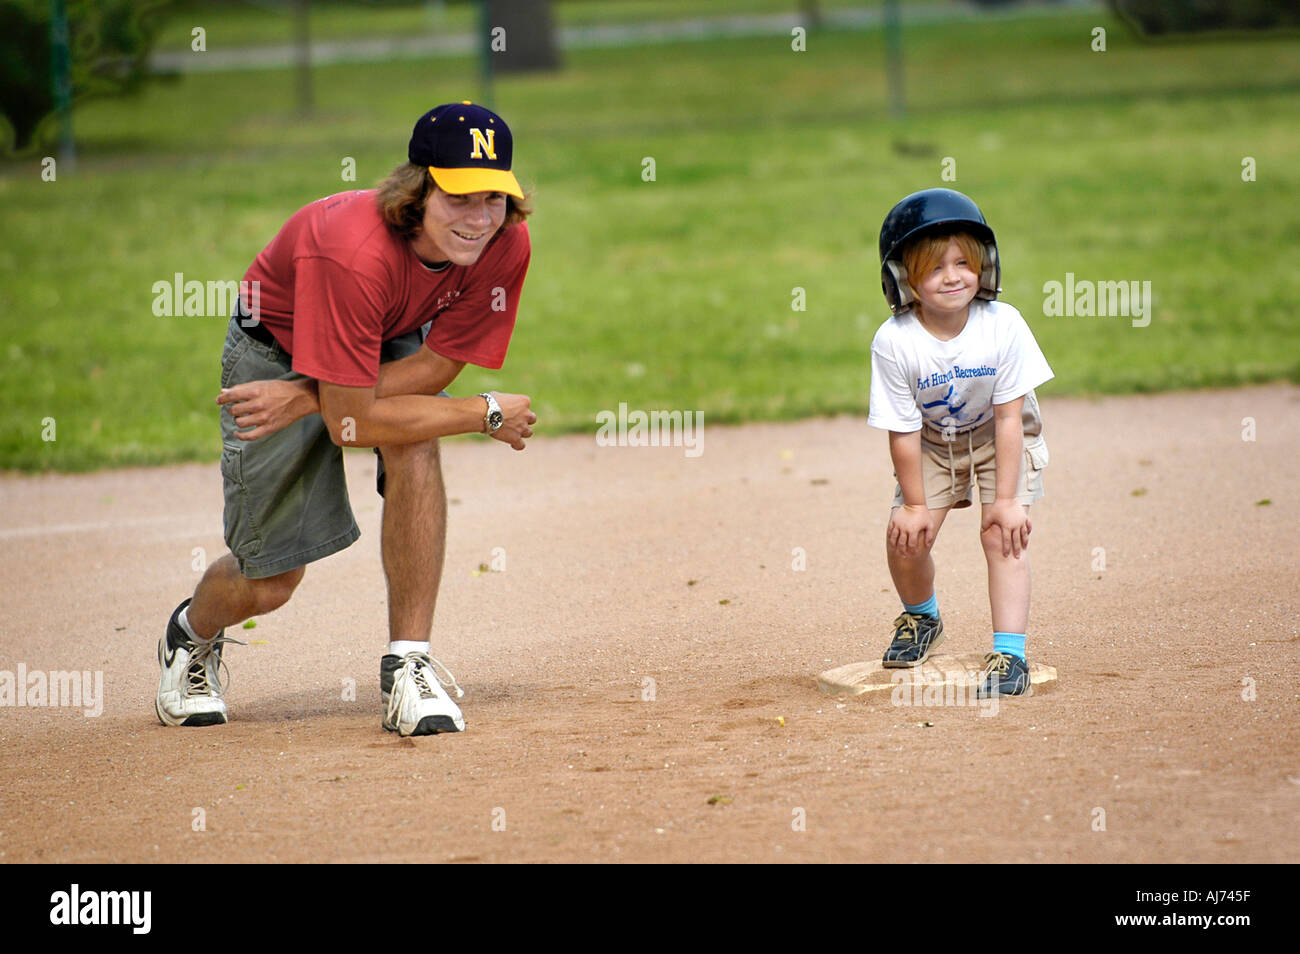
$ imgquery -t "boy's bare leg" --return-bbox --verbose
[186,555,305,638]
[981,503,1031,634]
[378,439,446,644]
[886,505,952,605]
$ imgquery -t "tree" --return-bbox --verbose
[1108,0,1300,35]
[0,0,173,156]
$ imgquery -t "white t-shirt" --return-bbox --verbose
[867,300,1053,434]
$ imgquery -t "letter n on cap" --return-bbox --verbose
[470,128,496,160]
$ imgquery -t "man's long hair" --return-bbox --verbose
[376,163,534,240]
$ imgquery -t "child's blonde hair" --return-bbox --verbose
[901,231,985,290]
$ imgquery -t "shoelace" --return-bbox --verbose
[407,652,464,700]
[891,612,922,644]
[386,652,465,725]
[184,634,246,698]
[982,652,1012,679]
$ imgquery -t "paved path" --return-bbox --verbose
[150,1,1103,73]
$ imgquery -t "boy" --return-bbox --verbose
[867,188,1053,697]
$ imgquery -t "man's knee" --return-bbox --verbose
[379,439,442,483]
[247,566,305,613]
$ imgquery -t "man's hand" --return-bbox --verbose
[982,498,1032,558]
[218,378,319,441]
[486,392,537,451]
[888,504,936,556]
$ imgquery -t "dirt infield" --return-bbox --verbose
[1,385,1297,863]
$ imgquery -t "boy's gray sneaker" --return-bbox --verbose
[882,611,945,668]
[976,651,1034,698]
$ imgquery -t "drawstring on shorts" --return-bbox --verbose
[939,424,979,505]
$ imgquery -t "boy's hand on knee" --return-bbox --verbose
[888,504,935,556]
[982,499,1031,559]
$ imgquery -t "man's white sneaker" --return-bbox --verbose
[380,652,466,736]
[156,599,243,727]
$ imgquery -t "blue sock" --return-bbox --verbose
[993,632,1027,660]
[903,592,939,619]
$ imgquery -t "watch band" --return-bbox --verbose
[478,392,504,434]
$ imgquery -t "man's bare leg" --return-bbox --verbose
[378,439,447,643]
[186,555,304,638]
[374,438,464,735]
[158,555,303,726]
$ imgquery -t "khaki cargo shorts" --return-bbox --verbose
[891,396,1050,511]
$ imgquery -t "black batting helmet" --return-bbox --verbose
[878,188,1001,315]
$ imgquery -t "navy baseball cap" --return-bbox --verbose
[408,101,523,199]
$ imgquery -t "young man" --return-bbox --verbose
[156,102,537,736]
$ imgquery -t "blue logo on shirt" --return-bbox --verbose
[921,383,968,421]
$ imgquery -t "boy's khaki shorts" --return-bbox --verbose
[891,416,1049,511]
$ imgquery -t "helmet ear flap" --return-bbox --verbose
[884,259,915,314]
[975,241,1001,302]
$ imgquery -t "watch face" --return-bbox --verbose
[488,410,504,430]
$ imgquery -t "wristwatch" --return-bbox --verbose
[478,392,504,434]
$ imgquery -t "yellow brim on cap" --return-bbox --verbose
[429,166,524,199]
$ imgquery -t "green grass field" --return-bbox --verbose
[2,5,1299,471]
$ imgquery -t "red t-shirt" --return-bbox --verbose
[242,190,530,386]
